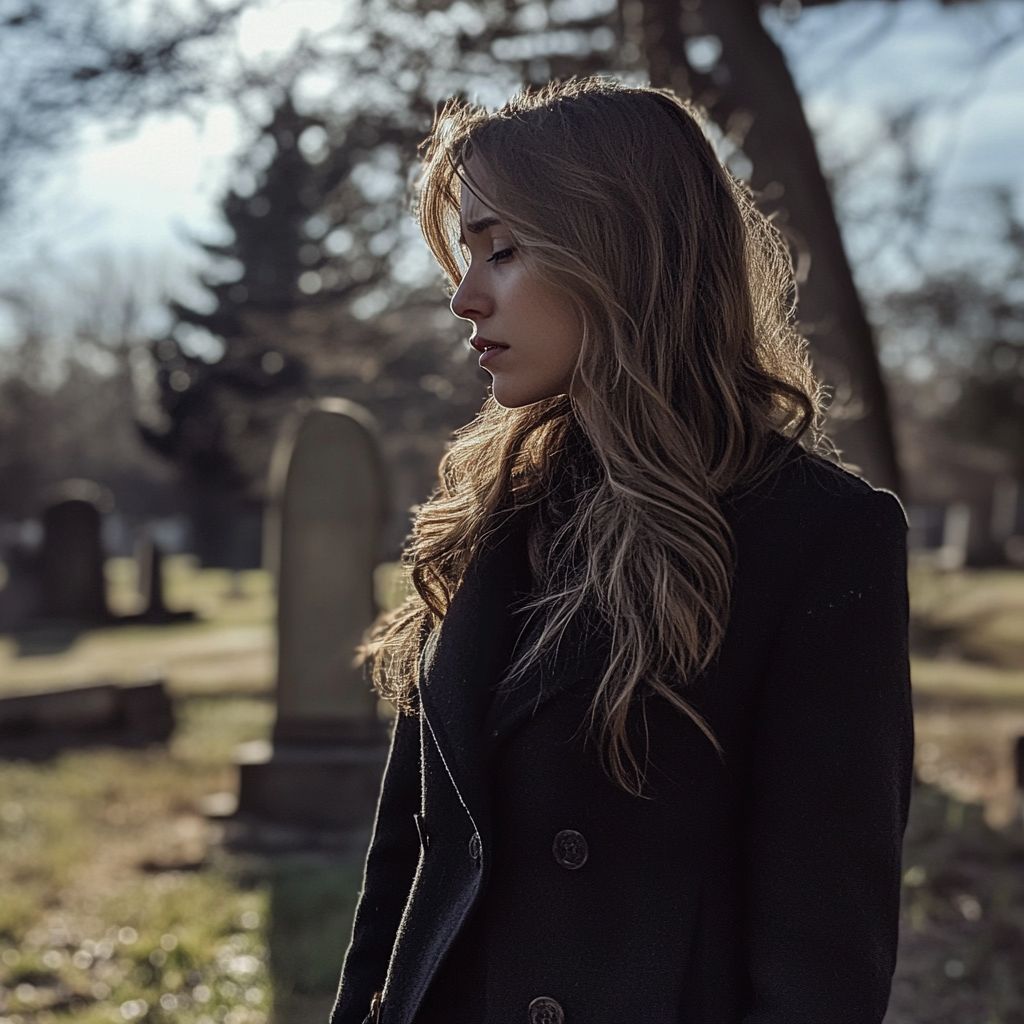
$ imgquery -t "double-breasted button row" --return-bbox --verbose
[552,829,588,870]
[465,830,587,870]
[529,995,564,1024]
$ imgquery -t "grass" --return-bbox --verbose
[5,553,1022,705]
[887,785,1024,1024]
[909,558,1024,674]
[0,698,272,1024]
[0,559,411,1024]
[0,558,409,700]
[0,696,363,1024]
[0,559,274,699]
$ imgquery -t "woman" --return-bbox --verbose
[331,78,913,1024]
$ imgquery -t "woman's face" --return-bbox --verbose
[451,167,583,409]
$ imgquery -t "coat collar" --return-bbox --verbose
[417,510,608,827]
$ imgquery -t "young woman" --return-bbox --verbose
[331,78,913,1024]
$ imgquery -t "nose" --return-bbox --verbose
[451,264,492,323]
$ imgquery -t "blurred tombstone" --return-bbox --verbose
[0,680,174,759]
[907,505,946,553]
[138,538,169,619]
[37,481,113,624]
[936,503,971,572]
[124,537,194,625]
[945,485,1021,569]
[235,398,390,842]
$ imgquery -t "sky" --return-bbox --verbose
[0,0,1022,340]
[767,0,1024,291]
[772,0,1024,193]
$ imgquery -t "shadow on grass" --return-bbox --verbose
[231,849,366,1024]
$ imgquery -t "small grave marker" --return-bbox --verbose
[38,481,112,624]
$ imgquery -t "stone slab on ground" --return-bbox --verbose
[0,679,174,758]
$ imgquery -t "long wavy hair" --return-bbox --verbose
[368,78,826,792]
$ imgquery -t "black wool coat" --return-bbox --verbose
[331,451,914,1024]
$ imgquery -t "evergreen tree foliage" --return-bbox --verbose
[143,94,487,555]
[142,98,325,498]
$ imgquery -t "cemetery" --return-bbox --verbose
[1,1,1023,1020]
[0,393,1022,1022]
[0,401,401,1024]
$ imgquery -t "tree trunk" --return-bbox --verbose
[640,0,902,493]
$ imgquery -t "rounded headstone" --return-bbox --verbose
[38,481,112,622]
[268,399,387,741]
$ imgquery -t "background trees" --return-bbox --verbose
[1,0,1021,550]
[146,93,486,555]
[0,256,177,522]
[880,192,1024,478]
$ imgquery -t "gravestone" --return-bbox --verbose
[236,399,390,839]
[270,400,387,743]
[38,481,112,624]
[124,538,194,624]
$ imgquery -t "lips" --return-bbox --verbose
[471,336,509,369]
[470,337,508,354]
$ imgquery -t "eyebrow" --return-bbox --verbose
[459,215,502,244]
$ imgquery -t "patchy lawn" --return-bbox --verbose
[887,785,1024,1024]
[909,559,1024,672]
[0,697,362,1024]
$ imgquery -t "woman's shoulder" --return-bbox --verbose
[726,440,907,550]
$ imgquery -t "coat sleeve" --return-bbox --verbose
[743,487,914,1024]
[331,709,422,1024]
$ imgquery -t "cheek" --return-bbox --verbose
[547,300,583,369]
[528,281,581,353]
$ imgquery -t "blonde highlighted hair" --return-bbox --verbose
[369,78,825,792]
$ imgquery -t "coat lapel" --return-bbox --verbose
[418,510,612,822]
[417,511,533,829]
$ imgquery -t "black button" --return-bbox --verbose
[552,829,588,870]
[528,996,564,1024]
[468,833,481,863]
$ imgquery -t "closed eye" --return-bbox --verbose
[486,247,515,264]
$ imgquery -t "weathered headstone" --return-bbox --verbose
[236,399,390,838]
[272,400,387,742]
[38,481,112,623]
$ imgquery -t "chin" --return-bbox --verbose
[490,378,565,409]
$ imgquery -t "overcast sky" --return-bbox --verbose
[0,0,1021,330]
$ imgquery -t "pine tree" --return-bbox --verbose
[142,95,485,559]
